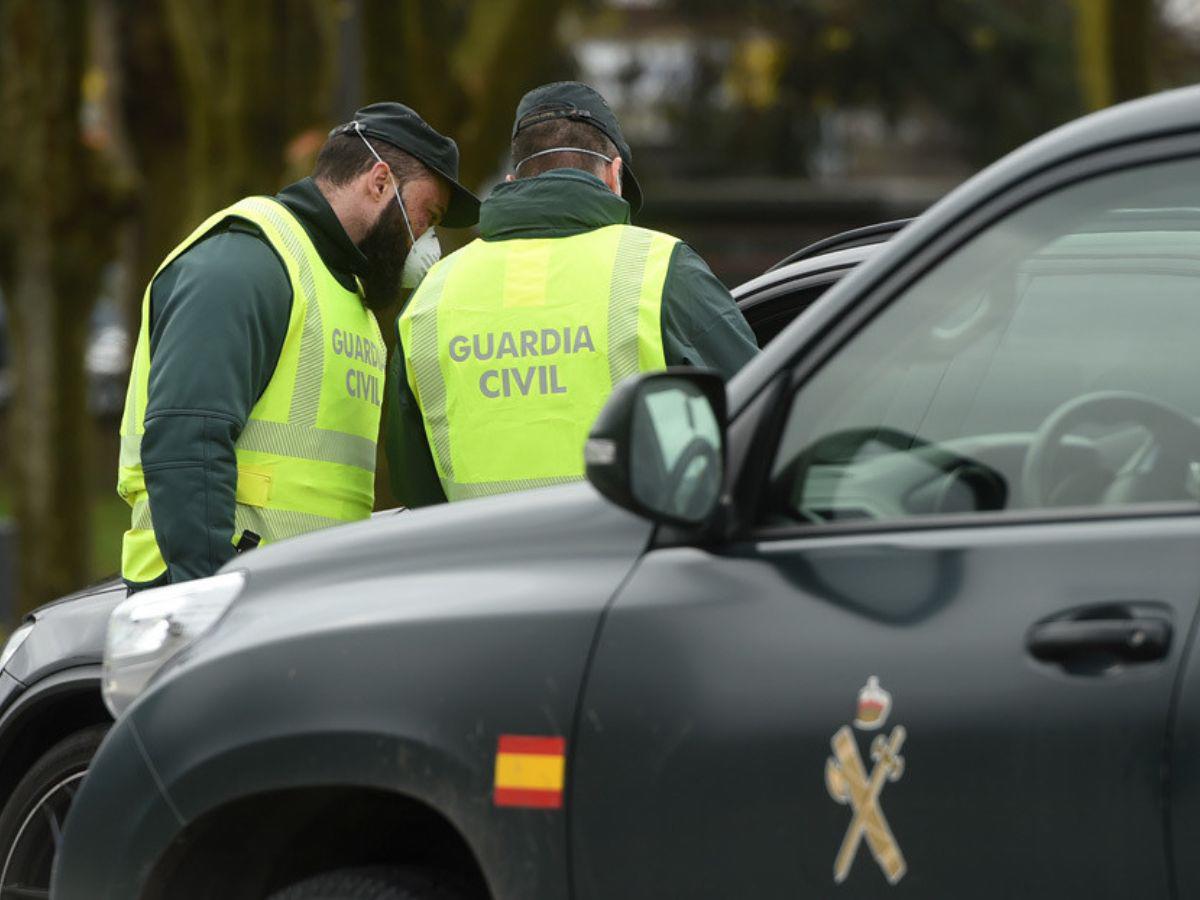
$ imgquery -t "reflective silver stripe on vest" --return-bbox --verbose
[237,420,376,471]
[446,474,583,502]
[409,256,461,482]
[234,504,347,541]
[606,227,653,386]
[236,198,326,427]
[131,492,343,543]
[121,422,374,473]
[132,498,153,530]
[120,434,143,470]
[123,354,141,440]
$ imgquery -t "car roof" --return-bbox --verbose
[733,206,1200,309]
[733,243,881,302]
[733,221,905,303]
[766,219,913,272]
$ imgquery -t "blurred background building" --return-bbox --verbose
[0,0,1197,619]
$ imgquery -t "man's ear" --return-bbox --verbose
[607,156,623,196]
[367,161,391,201]
[505,173,515,183]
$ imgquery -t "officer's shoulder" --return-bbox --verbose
[617,223,682,247]
[425,237,486,278]
[178,220,286,281]
[627,230,718,282]
[399,246,464,319]
[658,239,729,302]
[224,218,266,238]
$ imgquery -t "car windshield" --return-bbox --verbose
[860,224,1200,435]
[768,156,1200,524]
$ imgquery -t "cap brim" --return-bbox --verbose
[410,154,480,228]
[622,165,644,216]
[441,177,481,228]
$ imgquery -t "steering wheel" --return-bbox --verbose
[662,436,722,521]
[1021,391,1200,508]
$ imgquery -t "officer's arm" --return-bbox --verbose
[141,229,290,585]
[660,242,759,380]
[385,331,447,508]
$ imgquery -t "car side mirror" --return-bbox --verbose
[585,368,727,528]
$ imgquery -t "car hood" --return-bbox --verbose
[8,487,650,689]
[8,577,126,684]
[222,481,654,608]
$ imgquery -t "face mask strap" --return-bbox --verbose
[353,121,418,248]
[513,146,614,173]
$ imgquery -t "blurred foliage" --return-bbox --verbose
[163,0,338,227]
[0,0,130,608]
[1073,0,1151,110]
[0,480,125,583]
[361,0,573,192]
[654,0,1086,173]
[113,0,340,304]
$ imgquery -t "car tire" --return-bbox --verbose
[0,723,109,895]
[268,866,475,900]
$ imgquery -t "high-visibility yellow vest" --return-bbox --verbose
[399,223,677,501]
[118,197,386,584]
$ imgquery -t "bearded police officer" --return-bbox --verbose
[117,103,479,590]
[388,81,758,507]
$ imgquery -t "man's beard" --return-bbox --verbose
[357,201,409,312]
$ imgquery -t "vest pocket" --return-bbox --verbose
[235,465,273,508]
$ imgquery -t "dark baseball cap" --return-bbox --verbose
[512,82,643,214]
[329,102,480,228]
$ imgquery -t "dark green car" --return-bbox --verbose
[52,85,1200,899]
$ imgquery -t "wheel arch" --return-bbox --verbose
[141,785,491,900]
[0,667,109,807]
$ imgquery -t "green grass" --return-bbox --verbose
[91,493,128,579]
[0,484,128,581]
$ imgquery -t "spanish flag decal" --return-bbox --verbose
[493,735,566,809]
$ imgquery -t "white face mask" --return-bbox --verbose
[402,227,441,289]
[354,122,442,289]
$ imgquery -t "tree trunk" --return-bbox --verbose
[1073,0,1151,111]
[163,0,339,226]
[0,0,121,612]
[113,0,188,335]
[451,0,573,187]
[362,0,570,188]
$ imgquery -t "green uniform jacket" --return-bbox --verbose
[136,178,368,589]
[387,169,759,509]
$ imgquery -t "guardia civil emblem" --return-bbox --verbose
[825,676,907,885]
[854,675,891,730]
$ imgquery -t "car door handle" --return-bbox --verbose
[1027,617,1171,664]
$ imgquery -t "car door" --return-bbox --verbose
[571,147,1200,898]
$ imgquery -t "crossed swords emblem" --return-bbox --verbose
[824,723,907,885]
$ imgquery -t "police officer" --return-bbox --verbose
[117,103,479,590]
[389,82,758,506]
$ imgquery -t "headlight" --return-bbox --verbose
[102,572,245,718]
[0,622,34,672]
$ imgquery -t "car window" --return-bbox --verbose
[765,156,1200,527]
[740,277,844,347]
